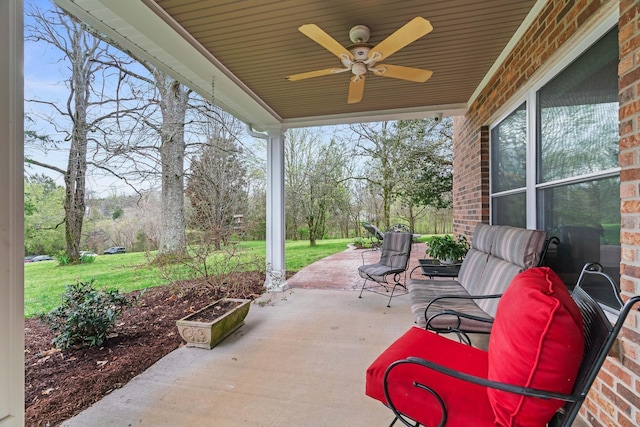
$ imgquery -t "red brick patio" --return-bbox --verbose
[287,242,427,291]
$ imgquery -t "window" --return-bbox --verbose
[491,192,526,228]
[538,176,620,280]
[490,27,620,297]
[537,29,619,184]
[492,103,527,193]
[491,103,527,227]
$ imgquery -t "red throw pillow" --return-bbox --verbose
[487,267,584,427]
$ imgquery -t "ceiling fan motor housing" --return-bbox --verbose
[349,45,371,61]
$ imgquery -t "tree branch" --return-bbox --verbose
[25,157,66,175]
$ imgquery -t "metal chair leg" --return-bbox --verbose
[359,278,369,298]
[387,281,407,307]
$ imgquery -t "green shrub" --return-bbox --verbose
[57,251,70,266]
[352,237,373,249]
[297,226,309,240]
[352,237,365,246]
[41,279,131,349]
[80,253,96,263]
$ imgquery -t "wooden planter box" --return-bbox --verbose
[176,298,251,349]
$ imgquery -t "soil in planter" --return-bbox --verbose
[187,299,243,322]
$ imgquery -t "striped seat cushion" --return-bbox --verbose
[473,256,524,318]
[423,298,495,333]
[408,223,547,332]
[470,222,497,253]
[358,262,404,279]
[408,278,495,333]
[491,226,547,268]
[457,248,489,286]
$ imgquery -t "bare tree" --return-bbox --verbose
[85,50,225,258]
[89,57,249,258]
[284,128,318,240]
[24,5,138,262]
[25,2,246,262]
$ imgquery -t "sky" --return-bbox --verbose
[23,0,268,197]
[23,0,145,196]
[23,0,349,198]
[24,0,75,186]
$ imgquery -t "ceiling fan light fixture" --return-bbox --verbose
[351,62,367,76]
[349,25,370,43]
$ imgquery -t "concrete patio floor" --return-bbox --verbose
[62,244,424,426]
[60,242,590,426]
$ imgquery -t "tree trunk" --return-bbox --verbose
[408,204,416,232]
[64,122,87,261]
[63,29,91,263]
[157,76,188,256]
[383,187,391,230]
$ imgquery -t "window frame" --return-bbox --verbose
[489,10,619,229]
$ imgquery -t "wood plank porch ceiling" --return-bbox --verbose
[151,0,538,121]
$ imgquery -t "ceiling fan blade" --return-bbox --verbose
[369,17,433,61]
[299,24,354,60]
[286,68,347,81]
[371,64,433,82]
[348,75,365,104]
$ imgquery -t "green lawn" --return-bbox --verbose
[24,238,352,317]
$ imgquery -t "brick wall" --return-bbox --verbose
[452,116,489,236]
[615,2,640,426]
[454,0,613,235]
[453,0,640,425]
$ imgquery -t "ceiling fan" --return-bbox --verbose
[286,17,434,104]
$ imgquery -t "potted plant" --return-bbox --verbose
[165,235,263,350]
[176,297,251,349]
[425,234,469,264]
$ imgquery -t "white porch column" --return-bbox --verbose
[264,128,288,291]
[0,0,25,425]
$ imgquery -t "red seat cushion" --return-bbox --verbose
[487,267,584,427]
[366,327,496,427]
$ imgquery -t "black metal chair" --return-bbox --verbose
[375,263,640,427]
[538,235,560,266]
[358,230,413,307]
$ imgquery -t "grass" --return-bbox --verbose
[239,239,354,271]
[24,238,352,317]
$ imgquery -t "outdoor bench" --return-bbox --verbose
[366,263,640,427]
[407,223,547,341]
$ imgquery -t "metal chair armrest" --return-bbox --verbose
[409,265,423,279]
[403,356,576,401]
[425,309,495,344]
[424,293,502,324]
[426,309,494,331]
[382,357,577,427]
[360,246,380,264]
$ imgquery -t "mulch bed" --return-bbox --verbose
[24,272,265,427]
